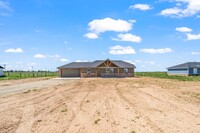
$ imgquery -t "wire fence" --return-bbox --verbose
[2,71,58,79]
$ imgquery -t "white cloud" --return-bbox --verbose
[112,33,142,43]
[34,54,46,58]
[128,19,136,23]
[109,45,136,55]
[140,48,172,54]
[84,32,99,39]
[60,58,70,62]
[192,52,199,55]
[160,0,200,17]
[124,60,135,65]
[4,48,23,53]
[88,18,133,33]
[161,7,182,16]
[75,60,89,62]
[135,60,141,63]
[129,4,152,11]
[186,33,200,40]
[176,27,193,32]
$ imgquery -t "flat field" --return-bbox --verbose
[0,77,199,133]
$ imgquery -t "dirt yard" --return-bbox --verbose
[0,77,199,133]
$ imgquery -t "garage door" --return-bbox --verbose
[61,69,80,77]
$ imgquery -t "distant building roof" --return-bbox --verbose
[167,62,200,69]
[58,59,136,69]
[0,66,4,69]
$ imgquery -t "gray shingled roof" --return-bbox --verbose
[167,62,200,69]
[58,60,136,69]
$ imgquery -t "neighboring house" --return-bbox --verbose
[58,59,136,77]
[167,62,200,76]
[0,66,4,77]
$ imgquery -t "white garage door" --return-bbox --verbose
[61,69,80,77]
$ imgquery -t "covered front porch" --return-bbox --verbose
[80,59,134,78]
[80,67,134,78]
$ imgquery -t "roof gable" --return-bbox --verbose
[96,59,119,67]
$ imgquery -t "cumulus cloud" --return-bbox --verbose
[84,32,99,39]
[186,33,200,40]
[60,58,70,62]
[124,60,135,65]
[84,18,142,41]
[75,60,89,62]
[88,18,133,34]
[128,19,136,23]
[4,48,23,53]
[160,0,200,17]
[135,60,141,63]
[140,48,172,54]
[34,54,46,58]
[109,45,136,55]
[192,52,199,55]
[129,4,152,11]
[112,33,142,43]
[176,27,193,32]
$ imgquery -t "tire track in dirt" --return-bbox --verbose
[127,81,200,117]
[0,83,77,113]
[59,80,93,132]
[31,81,84,133]
[136,87,199,117]
[102,82,118,133]
[115,82,163,133]
[0,80,79,133]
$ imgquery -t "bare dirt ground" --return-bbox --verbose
[0,77,199,133]
[0,78,75,96]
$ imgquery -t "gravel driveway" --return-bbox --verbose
[0,78,76,96]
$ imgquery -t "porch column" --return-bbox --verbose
[118,68,119,76]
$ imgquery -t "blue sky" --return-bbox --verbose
[0,0,200,71]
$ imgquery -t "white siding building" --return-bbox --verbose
[0,66,4,77]
[167,62,200,76]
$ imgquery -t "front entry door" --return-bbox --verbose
[193,68,197,74]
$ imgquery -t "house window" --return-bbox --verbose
[87,68,91,74]
[124,68,128,73]
[106,68,114,73]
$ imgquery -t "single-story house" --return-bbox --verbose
[0,66,4,77]
[167,62,200,76]
[57,59,136,78]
